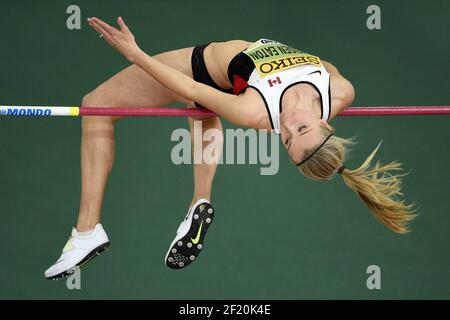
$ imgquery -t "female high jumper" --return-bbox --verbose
[44,17,416,279]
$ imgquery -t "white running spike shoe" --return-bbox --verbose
[165,199,215,269]
[45,223,110,280]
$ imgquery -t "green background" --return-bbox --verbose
[0,0,449,299]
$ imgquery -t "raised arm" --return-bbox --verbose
[88,17,254,127]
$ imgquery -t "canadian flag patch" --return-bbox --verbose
[268,76,282,87]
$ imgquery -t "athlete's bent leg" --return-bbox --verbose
[76,96,118,232]
[165,113,222,269]
[189,115,223,205]
[45,47,196,279]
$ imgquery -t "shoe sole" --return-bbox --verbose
[165,203,214,269]
[46,242,111,280]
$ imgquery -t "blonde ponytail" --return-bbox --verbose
[299,126,417,233]
[339,143,417,234]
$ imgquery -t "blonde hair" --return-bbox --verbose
[299,124,417,234]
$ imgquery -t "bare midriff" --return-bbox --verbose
[203,40,253,90]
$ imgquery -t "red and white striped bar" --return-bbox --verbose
[1,106,450,117]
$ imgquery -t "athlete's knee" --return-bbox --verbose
[81,92,121,124]
[81,91,97,108]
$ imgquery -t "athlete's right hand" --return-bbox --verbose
[88,16,142,63]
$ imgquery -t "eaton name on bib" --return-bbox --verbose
[243,39,322,78]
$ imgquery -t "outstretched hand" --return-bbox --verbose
[88,17,142,62]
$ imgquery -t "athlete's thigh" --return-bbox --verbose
[84,47,197,109]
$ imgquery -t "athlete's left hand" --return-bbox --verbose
[88,17,142,62]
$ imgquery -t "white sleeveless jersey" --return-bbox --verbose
[241,39,331,134]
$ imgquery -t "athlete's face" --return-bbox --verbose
[279,108,331,164]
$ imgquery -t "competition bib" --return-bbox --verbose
[243,39,322,78]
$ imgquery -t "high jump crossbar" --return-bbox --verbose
[0,106,450,117]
